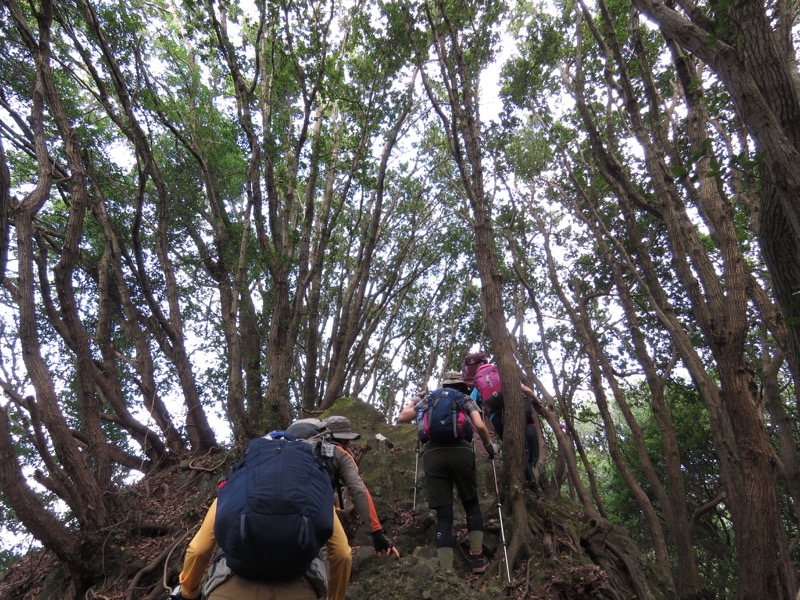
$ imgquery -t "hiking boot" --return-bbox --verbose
[470,550,490,573]
[433,569,459,583]
[527,477,544,496]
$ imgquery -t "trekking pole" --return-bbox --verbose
[412,438,420,522]
[411,385,428,524]
[491,458,512,584]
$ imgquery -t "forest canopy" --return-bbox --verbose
[1,0,799,598]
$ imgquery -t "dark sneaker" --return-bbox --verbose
[470,551,490,573]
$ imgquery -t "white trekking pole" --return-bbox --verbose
[491,458,512,583]
[411,384,427,523]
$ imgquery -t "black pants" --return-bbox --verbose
[489,411,540,483]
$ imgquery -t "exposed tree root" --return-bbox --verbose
[126,532,189,600]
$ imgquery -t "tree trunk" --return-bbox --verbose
[6,0,112,532]
[405,0,536,571]
[0,136,9,283]
[320,102,410,409]
[0,407,90,575]
[633,0,800,422]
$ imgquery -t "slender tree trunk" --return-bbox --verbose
[514,250,605,517]
[569,175,700,596]
[0,136,8,283]
[321,101,410,409]
[409,0,535,568]
[90,194,184,455]
[563,2,795,593]
[5,0,112,533]
[633,0,800,423]
[0,407,90,574]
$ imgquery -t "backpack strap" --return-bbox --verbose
[315,436,338,487]
[336,482,345,509]
[329,455,344,507]
[449,391,459,440]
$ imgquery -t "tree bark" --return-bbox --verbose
[0,407,90,575]
[405,0,533,570]
[624,0,800,599]
[0,136,9,283]
[633,0,800,422]
[5,0,111,533]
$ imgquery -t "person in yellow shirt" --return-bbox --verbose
[173,497,326,600]
[169,432,330,600]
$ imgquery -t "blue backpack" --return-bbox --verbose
[214,435,334,581]
[419,388,474,444]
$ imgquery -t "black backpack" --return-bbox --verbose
[214,435,334,581]
[419,388,474,444]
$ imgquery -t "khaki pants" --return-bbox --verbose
[208,574,317,600]
[326,510,352,600]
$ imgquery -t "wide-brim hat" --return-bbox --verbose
[441,370,470,393]
[323,416,361,440]
[441,370,465,386]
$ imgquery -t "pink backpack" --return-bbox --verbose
[474,363,503,405]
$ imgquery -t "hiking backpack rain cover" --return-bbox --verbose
[214,436,334,581]
[420,388,474,444]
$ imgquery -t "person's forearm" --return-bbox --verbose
[478,425,492,448]
[397,404,418,423]
[470,415,492,447]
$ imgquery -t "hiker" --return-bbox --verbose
[397,371,498,574]
[490,390,543,493]
[286,416,400,600]
[461,351,498,458]
[169,432,332,600]
[464,352,544,493]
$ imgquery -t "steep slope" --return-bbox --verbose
[0,398,673,600]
